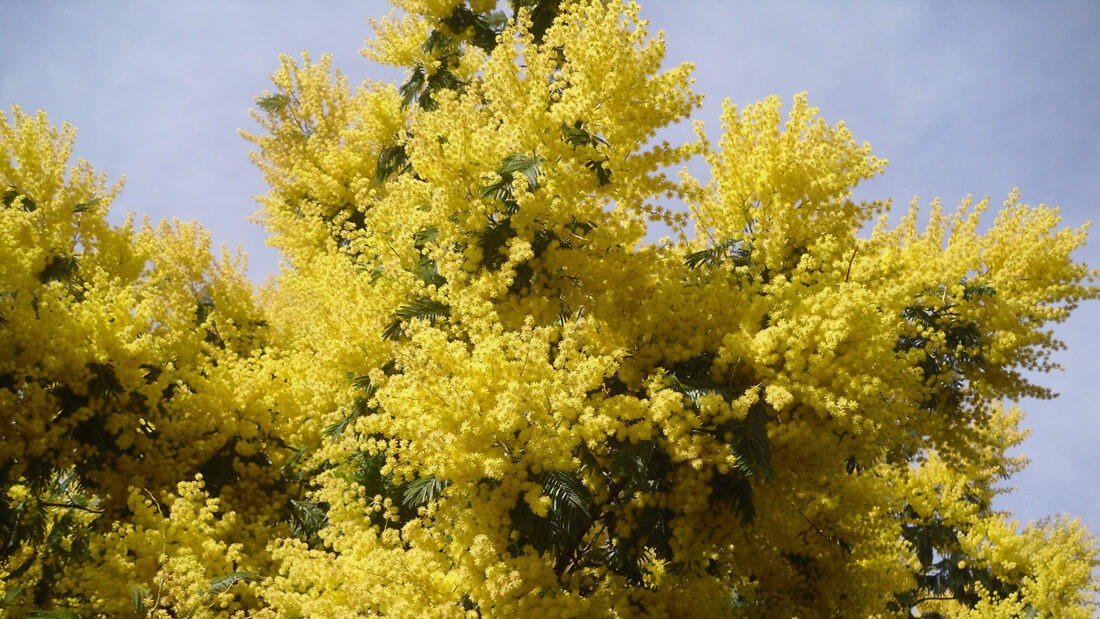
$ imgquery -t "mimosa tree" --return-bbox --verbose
[2,1,1097,616]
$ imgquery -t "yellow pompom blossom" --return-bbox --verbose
[61,478,263,618]
[1,107,281,615]
[239,0,1098,616]
[4,0,1099,616]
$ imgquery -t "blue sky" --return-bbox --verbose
[3,1,1098,536]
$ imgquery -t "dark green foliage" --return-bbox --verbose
[2,186,37,212]
[725,402,775,479]
[413,226,439,248]
[561,121,608,149]
[402,475,450,509]
[710,472,756,524]
[72,196,101,214]
[344,451,423,529]
[411,226,448,288]
[324,375,378,441]
[896,278,993,413]
[383,297,452,340]
[584,158,612,186]
[845,454,863,476]
[893,503,1025,615]
[604,504,675,586]
[415,255,447,289]
[400,66,428,109]
[322,396,372,441]
[664,352,774,480]
[508,469,594,573]
[198,445,240,498]
[207,570,260,596]
[398,1,561,110]
[510,0,563,44]
[561,121,613,185]
[375,143,412,184]
[86,362,123,400]
[39,361,128,458]
[476,216,517,272]
[685,239,752,270]
[257,93,290,113]
[441,6,508,54]
[962,282,995,301]
[195,294,226,347]
[498,439,686,583]
[198,438,274,498]
[401,53,465,112]
[508,226,568,294]
[651,352,777,528]
[0,469,97,612]
[38,254,79,285]
[608,439,673,494]
[473,153,544,271]
[480,153,541,206]
[287,498,328,547]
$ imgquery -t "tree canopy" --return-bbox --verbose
[2,1,1098,616]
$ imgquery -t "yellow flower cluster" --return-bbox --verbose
[3,0,1098,616]
[62,479,262,617]
[1,107,282,615]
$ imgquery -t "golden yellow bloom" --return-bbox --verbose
[3,1,1097,616]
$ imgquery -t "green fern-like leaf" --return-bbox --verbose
[962,282,995,300]
[499,154,541,189]
[393,297,450,320]
[561,121,608,148]
[3,187,38,212]
[131,584,151,614]
[727,401,775,479]
[324,375,380,440]
[603,505,675,585]
[422,29,455,55]
[685,246,721,269]
[382,319,404,341]
[479,179,513,204]
[402,475,450,508]
[540,470,591,519]
[413,226,439,248]
[400,65,427,109]
[477,215,517,271]
[257,93,289,113]
[481,153,541,204]
[440,6,508,53]
[384,297,451,340]
[286,501,327,545]
[323,398,371,441]
[2,585,25,609]
[86,362,123,399]
[415,256,446,288]
[685,240,752,270]
[279,436,313,477]
[610,440,673,493]
[710,472,756,524]
[508,469,594,568]
[375,143,411,184]
[73,195,101,213]
[207,570,260,596]
[38,254,79,284]
[585,159,612,186]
